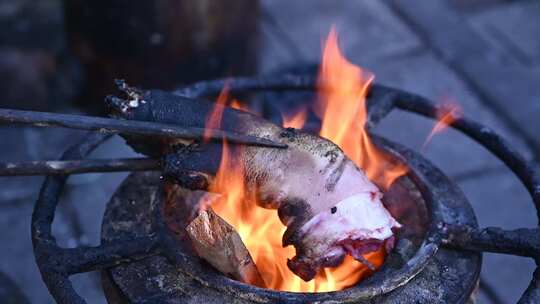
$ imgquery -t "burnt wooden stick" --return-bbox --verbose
[0,158,159,176]
[186,208,266,288]
[0,108,287,148]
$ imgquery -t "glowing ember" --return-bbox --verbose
[199,27,405,292]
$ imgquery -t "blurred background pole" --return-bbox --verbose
[63,0,260,112]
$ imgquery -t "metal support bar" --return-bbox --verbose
[25,74,540,303]
[439,223,540,259]
[0,108,286,148]
[62,237,160,274]
[0,158,159,176]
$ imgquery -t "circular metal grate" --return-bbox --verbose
[27,75,540,303]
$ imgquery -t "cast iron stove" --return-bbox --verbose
[16,75,540,303]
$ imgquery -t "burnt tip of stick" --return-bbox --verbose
[104,95,131,117]
[114,79,128,90]
[114,79,144,98]
[105,95,126,109]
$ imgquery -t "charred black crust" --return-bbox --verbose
[162,144,221,174]
[324,157,347,192]
[286,234,349,281]
[162,148,210,190]
[287,251,346,281]
[277,198,309,225]
[255,192,281,209]
[278,127,299,142]
[105,95,128,116]
[280,198,317,248]
[324,149,339,164]
[321,252,345,268]
[170,143,196,155]
[114,79,144,96]
[163,171,209,191]
[287,258,317,282]
[160,143,222,191]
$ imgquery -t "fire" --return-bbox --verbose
[422,100,462,150]
[203,84,229,142]
[209,140,308,290]
[317,27,407,189]
[207,139,383,291]
[282,106,307,129]
[230,99,253,113]
[200,27,404,292]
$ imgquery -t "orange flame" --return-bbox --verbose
[317,27,407,189]
[203,84,229,142]
[230,99,250,112]
[208,140,382,291]
[422,100,462,150]
[198,27,403,292]
[282,106,308,129]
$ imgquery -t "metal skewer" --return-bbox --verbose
[0,158,160,176]
[0,108,287,149]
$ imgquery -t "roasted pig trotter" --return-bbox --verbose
[107,82,400,281]
[186,208,266,287]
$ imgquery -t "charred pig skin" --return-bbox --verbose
[106,83,400,281]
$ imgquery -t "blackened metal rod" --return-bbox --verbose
[175,74,315,97]
[61,236,160,275]
[439,223,540,259]
[0,158,159,176]
[0,108,287,148]
[33,133,110,304]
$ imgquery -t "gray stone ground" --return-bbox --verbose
[0,0,539,303]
